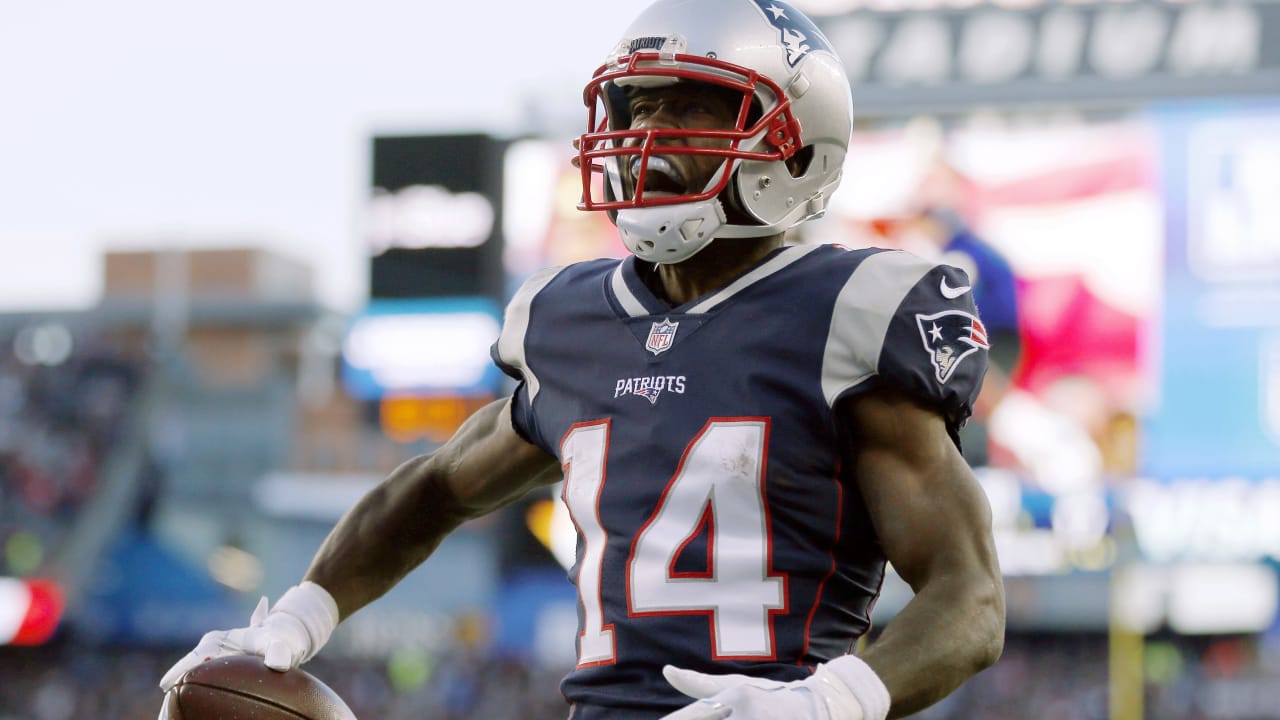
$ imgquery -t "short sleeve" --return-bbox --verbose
[506,382,540,449]
[489,265,565,452]
[878,262,989,426]
[822,249,989,428]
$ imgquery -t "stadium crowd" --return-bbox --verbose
[3,633,1280,719]
[0,326,144,577]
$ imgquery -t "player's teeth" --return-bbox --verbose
[631,157,682,184]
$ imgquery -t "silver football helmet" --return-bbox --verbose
[576,0,853,264]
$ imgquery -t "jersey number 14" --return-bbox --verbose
[560,418,786,666]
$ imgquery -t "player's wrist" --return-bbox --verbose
[271,581,340,662]
[815,655,890,720]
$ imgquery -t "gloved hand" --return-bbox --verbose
[158,581,339,692]
[658,655,891,720]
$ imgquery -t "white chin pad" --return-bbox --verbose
[616,201,726,264]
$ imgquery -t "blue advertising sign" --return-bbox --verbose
[1143,103,1280,480]
[341,297,504,400]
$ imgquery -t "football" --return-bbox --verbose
[160,655,357,720]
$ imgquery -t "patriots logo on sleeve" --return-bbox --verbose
[749,0,834,67]
[915,310,989,384]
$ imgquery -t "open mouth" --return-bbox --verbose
[631,156,686,196]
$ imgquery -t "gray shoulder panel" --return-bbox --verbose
[821,250,935,407]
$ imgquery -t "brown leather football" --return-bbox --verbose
[160,655,357,720]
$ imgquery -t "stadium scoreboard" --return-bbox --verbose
[367,133,507,301]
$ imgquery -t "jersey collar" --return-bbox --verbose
[607,243,822,318]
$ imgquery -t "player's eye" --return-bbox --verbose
[630,100,657,119]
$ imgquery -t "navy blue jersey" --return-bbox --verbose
[492,244,987,719]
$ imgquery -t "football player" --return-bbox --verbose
[160,1,1005,718]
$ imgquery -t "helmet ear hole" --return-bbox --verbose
[787,145,816,179]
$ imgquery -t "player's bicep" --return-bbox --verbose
[435,396,560,516]
[843,387,998,590]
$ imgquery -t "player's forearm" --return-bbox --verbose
[859,572,1005,718]
[303,454,470,620]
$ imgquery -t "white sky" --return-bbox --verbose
[0,0,655,312]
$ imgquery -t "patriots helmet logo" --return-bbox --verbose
[750,0,835,67]
[915,310,989,384]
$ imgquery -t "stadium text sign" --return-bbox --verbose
[815,1,1279,112]
[367,185,495,252]
[1126,478,1280,564]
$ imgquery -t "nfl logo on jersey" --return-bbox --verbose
[645,319,679,355]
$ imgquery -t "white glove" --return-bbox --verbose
[659,655,891,720]
[158,581,339,691]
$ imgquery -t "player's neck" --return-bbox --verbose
[648,235,785,306]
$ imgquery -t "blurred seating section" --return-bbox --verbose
[0,320,144,580]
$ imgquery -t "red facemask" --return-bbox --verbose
[575,52,803,214]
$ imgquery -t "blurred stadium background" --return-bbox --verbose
[2,0,1279,717]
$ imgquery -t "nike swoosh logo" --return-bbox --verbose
[939,277,972,299]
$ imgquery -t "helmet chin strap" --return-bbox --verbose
[714,223,788,239]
